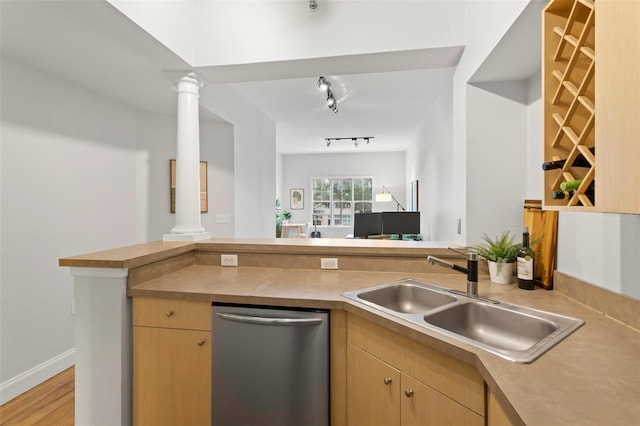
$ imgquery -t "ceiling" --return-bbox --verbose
[0,1,542,155]
[229,67,456,154]
[0,1,190,117]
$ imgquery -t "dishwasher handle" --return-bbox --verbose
[216,312,324,326]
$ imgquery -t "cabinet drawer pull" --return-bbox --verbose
[383,377,392,385]
[404,389,414,398]
[197,339,205,346]
[165,310,174,317]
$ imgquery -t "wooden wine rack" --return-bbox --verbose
[543,0,596,210]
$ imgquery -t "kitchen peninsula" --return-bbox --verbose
[60,238,640,426]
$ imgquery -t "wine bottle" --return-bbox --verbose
[560,179,583,192]
[552,182,594,201]
[552,190,574,199]
[517,226,535,290]
[541,147,595,171]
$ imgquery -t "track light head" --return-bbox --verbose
[326,88,335,107]
[317,77,329,91]
[318,76,338,113]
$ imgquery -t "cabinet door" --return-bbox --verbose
[401,374,483,426]
[347,344,400,426]
[133,326,211,426]
[595,0,640,214]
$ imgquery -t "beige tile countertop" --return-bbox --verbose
[127,264,640,426]
[61,238,640,425]
[58,238,457,268]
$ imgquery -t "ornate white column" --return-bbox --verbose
[164,73,211,241]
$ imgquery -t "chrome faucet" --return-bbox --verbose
[427,253,479,297]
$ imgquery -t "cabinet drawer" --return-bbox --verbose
[133,297,211,331]
[347,313,485,416]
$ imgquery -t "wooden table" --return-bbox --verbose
[281,223,305,238]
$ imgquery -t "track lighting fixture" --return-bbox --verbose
[324,137,374,148]
[318,76,338,113]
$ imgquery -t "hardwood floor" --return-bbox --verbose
[0,367,74,425]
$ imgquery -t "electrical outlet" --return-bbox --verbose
[221,254,238,267]
[216,213,230,224]
[321,258,338,270]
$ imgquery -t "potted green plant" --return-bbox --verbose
[470,231,520,284]
[282,211,292,224]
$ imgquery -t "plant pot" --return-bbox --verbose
[488,260,514,284]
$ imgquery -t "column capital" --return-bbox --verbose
[166,71,206,90]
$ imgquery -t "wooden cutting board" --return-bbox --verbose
[523,200,558,290]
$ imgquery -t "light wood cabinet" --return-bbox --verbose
[347,344,400,426]
[133,298,211,426]
[543,0,640,213]
[401,373,483,426]
[346,313,484,426]
[487,387,515,426]
[594,0,640,214]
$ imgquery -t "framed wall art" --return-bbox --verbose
[170,159,208,213]
[290,188,304,210]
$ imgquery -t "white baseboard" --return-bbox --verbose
[0,349,75,405]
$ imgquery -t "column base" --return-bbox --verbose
[163,231,212,241]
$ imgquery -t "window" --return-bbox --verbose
[312,177,373,226]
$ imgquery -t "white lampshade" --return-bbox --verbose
[375,193,393,202]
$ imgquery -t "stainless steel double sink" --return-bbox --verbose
[342,278,584,363]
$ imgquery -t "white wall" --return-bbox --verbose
[200,85,276,237]
[557,213,640,299]
[134,112,235,241]
[452,0,530,245]
[0,56,237,403]
[200,120,235,238]
[466,84,528,244]
[108,0,197,64]
[281,152,405,238]
[526,70,543,200]
[0,58,138,402]
[406,76,455,242]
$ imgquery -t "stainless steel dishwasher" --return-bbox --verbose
[212,303,329,426]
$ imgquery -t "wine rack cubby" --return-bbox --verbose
[543,0,596,210]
